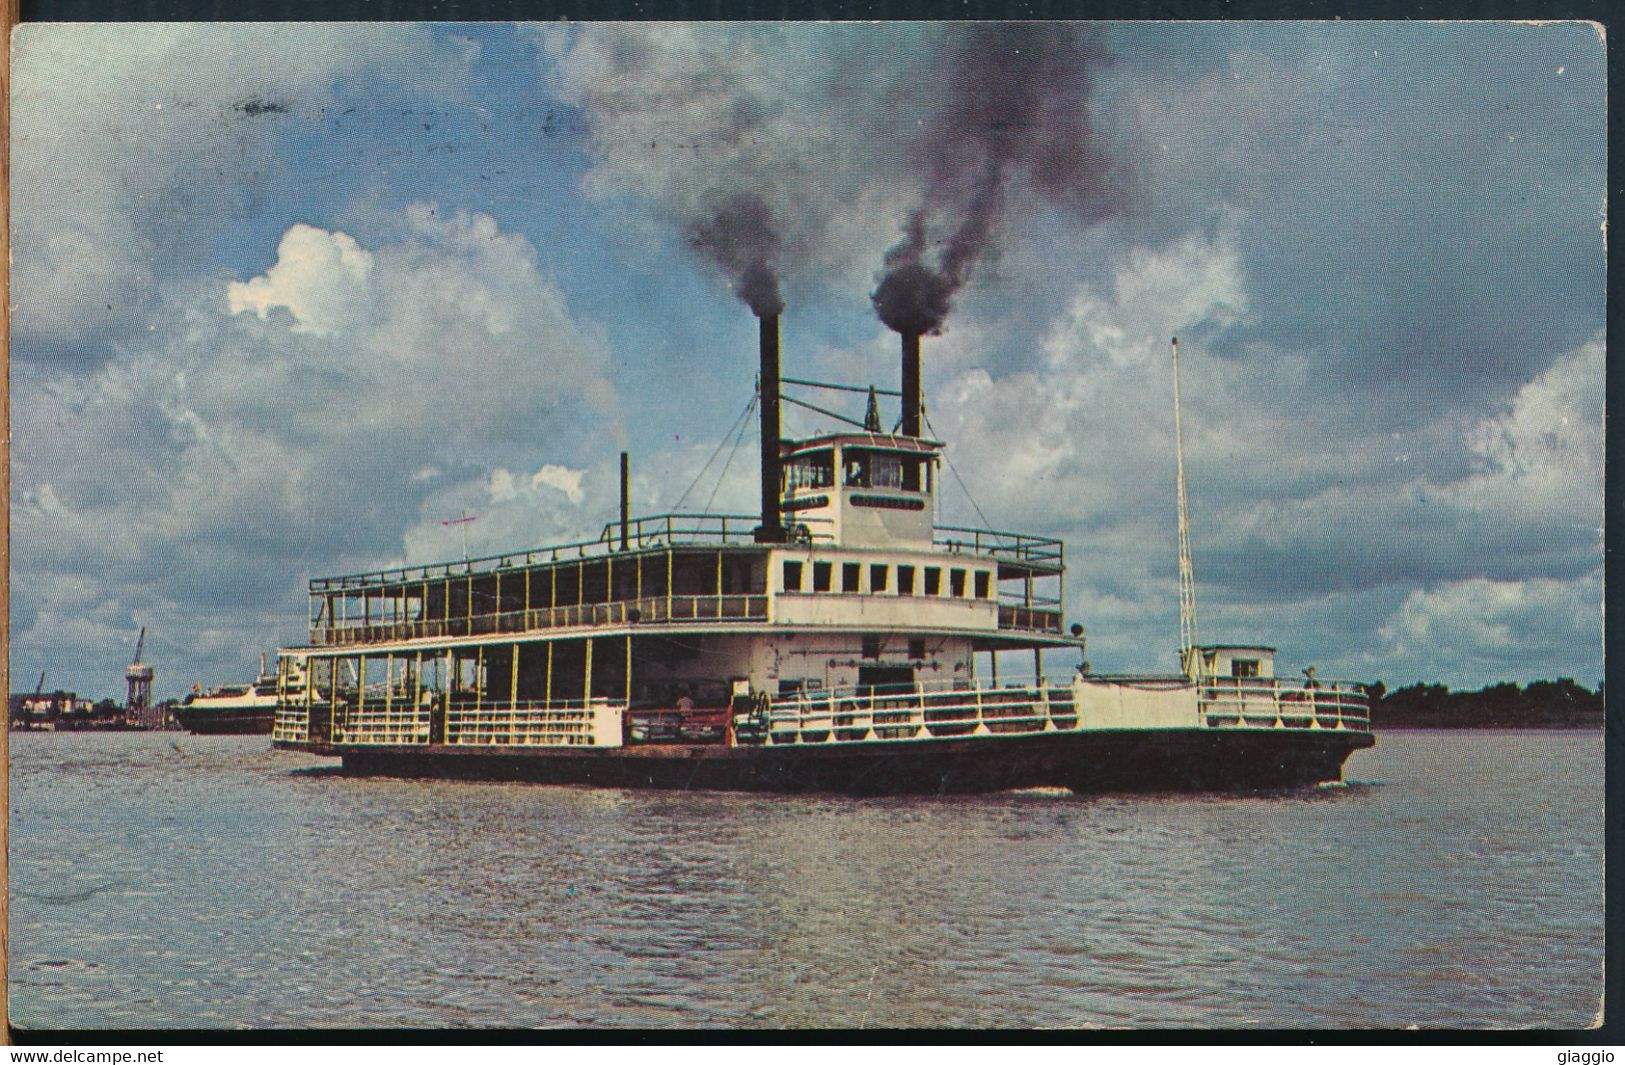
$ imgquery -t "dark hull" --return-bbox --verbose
[175,706,275,735]
[283,728,1375,796]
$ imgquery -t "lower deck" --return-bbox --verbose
[287,726,1374,795]
[274,666,1373,794]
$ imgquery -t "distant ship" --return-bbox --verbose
[271,309,1373,793]
[176,655,295,735]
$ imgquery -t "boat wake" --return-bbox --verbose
[1004,786,1074,798]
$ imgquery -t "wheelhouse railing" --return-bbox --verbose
[601,513,835,550]
[753,680,1079,746]
[1198,677,1370,732]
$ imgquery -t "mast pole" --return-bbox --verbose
[1173,337,1203,681]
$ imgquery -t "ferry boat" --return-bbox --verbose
[271,313,1373,794]
[176,655,291,734]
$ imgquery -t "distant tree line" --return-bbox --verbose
[1363,678,1604,729]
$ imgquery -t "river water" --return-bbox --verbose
[8,729,1603,1030]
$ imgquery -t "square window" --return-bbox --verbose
[924,567,941,595]
[813,562,832,592]
[783,560,804,593]
[950,568,966,597]
[908,638,926,660]
[862,636,882,659]
[870,564,889,593]
[843,563,862,593]
[974,571,991,599]
[897,565,916,594]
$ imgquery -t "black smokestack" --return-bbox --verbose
[754,314,786,544]
[901,332,921,439]
[690,193,785,319]
[872,25,1120,337]
[620,451,630,551]
[901,332,922,488]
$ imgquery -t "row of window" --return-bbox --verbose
[783,448,936,492]
[781,559,991,600]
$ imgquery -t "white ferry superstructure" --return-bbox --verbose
[270,312,1373,793]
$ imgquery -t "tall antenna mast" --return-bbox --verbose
[1172,337,1203,681]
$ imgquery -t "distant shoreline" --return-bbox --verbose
[1364,678,1602,732]
[1371,723,1603,732]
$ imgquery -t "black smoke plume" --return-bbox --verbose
[871,212,954,336]
[873,25,1122,335]
[690,193,785,318]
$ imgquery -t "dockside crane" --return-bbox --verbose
[125,626,154,723]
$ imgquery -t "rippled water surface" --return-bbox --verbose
[9,730,1603,1029]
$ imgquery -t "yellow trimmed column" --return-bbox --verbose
[583,637,594,702]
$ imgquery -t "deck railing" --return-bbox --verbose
[311,513,827,592]
[997,604,1064,634]
[757,680,1079,746]
[271,700,311,744]
[334,698,432,745]
[311,513,1062,594]
[273,697,625,748]
[310,593,770,646]
[934,524,1064,568]
[1198,677,1370,732]
[444,699,623,748]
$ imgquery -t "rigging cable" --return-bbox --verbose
[672,394,757,513]
[702,393,760,516]
[923,411,996,532]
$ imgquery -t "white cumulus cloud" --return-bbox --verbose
[1375,573,1603,686]
[226,224,374,335]
[10,23,477,355]
[11,206,615,698]
[531,465,587,503]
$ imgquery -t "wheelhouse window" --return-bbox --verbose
[843,562,862,593]
[842,447,919,490]
[950,568,967,597]
[813,561,832,592]
[870,564,889,593]
[924,567,941,596]
[1232,659,1260,679]
[870,451,904,489]
[782,560,803,593]
[897,565,916,595]
[973,571,991,599]
[785,449,835,491]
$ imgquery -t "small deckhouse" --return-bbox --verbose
[1198,645,1277,681]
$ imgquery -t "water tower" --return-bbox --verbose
[126,626,154,723]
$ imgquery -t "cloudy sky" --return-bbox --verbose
[10,21,1604,700]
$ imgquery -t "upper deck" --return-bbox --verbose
[306,511,1071,649]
